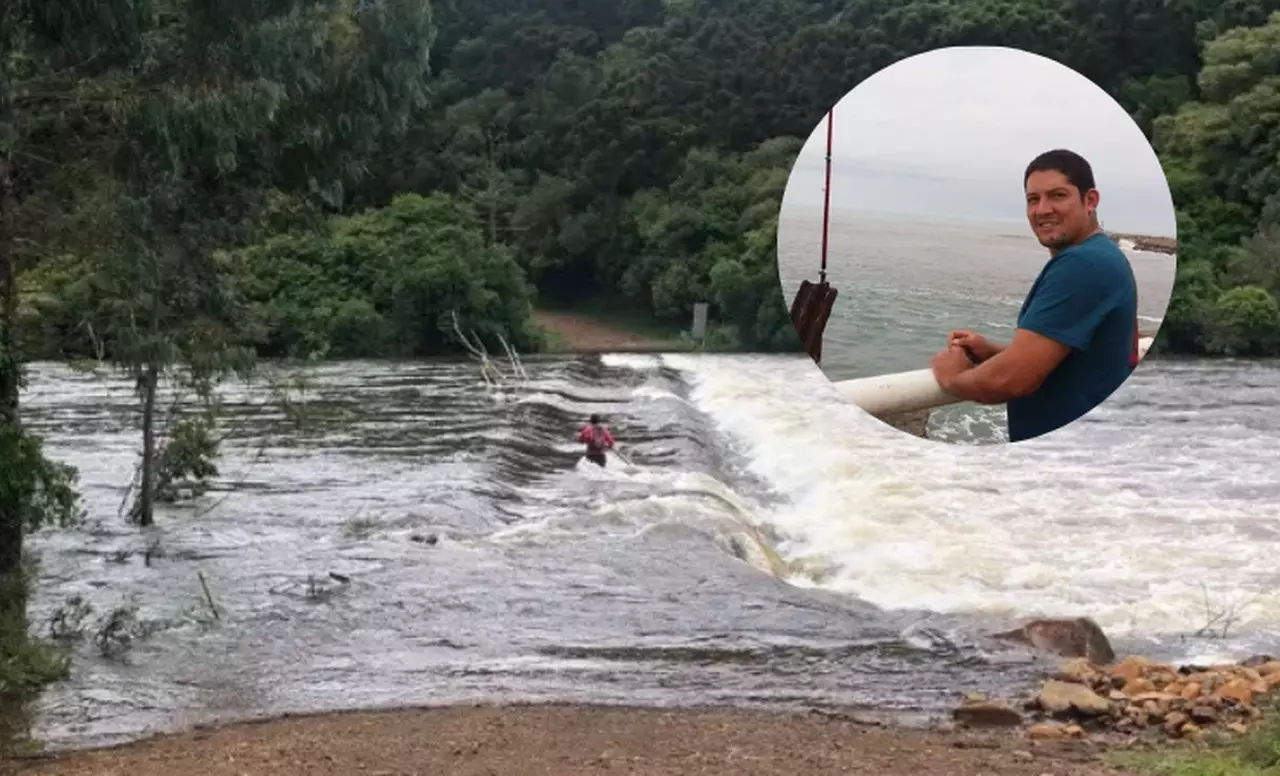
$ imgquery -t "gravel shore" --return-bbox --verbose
[14,703,1133,776]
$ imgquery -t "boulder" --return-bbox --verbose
[1026,723,1066,740]
[1110,656,1150,684]
[1189,706,1219,724]
[952,701,1023,728]
[1035,680,1111,716]
[990,617,1116,664]
[1215,679,1255,707]
[1055,657,1102,685]
[1256,661,1280,677]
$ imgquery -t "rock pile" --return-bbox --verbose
[1030,655,1280,739]
[953,656,1280,740]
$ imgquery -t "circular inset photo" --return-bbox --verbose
[778,46,1178,445]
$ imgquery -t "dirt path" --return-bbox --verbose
[17,703,1136,776]
[534,309,671,352]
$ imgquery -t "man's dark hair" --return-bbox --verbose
[1024,149,1096,197]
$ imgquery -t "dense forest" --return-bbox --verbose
[4,0,1280,369]
[1,0,1279,728]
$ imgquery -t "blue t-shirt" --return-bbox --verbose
[1007,232,1138,442]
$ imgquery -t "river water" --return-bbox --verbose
[18,351,1280,750]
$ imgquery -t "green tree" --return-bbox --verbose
[9,0,1280,389]
[1207,285,1280,355]
[621,137,803,348]
[67,0,437,527]
[1230,224,1280,295]
[232,193,539,359]
[0,0,125,726]
[1153,11,1280,355]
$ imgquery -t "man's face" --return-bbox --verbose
[1025,169,1098,250]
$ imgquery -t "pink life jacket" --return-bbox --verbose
[580,424,611,454]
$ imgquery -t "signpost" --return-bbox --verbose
[691,302,708,342]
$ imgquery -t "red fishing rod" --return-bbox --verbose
[789,107,838,364]
[819,105,833,285]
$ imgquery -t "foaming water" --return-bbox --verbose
[621,352,1280,663]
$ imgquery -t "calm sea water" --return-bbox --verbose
[776,209,1179,442]
[777,209,1176,381]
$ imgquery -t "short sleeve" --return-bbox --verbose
[1018,256,1121,351]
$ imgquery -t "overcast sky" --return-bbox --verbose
[783,46,1178,237]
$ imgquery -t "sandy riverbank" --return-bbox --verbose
[13,702,1131,776]
[534,309,691,352]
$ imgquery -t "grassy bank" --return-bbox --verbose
[1111,701,1280,775]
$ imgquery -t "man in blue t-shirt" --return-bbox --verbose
[929,149,1139,442]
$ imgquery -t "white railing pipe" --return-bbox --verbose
[834,337,1154,417]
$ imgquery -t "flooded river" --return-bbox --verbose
[19,352,1280,750]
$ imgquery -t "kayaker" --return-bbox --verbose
[577,414,615,467]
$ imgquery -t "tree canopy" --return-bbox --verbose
[5,0,1280,363]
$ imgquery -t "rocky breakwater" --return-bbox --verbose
[1105,231,1177,255]
[956,655,1280,742]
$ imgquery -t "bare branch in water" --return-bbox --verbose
[449,310,513,388]
[197,571,220,621]
[497,332,527,381]
[1193,582,1264,640]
